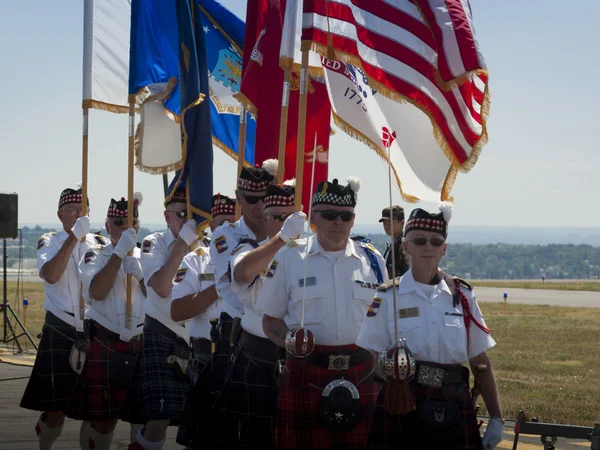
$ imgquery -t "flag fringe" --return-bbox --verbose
[212,136,252,167]
[331,112,420,203]
[232,92,258,120]
[280,57,326,82]
[306,40,491,175]
[82,99,129,114]
[134,122,183,175]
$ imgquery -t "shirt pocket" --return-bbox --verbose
[289,285,326,326]
[391,316,425,357]
[353,285,376,325]
[442,313,468,363]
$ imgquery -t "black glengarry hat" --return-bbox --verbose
[264,179,295,208]
[107,192,143,218]
[404,202,453,238]
[237,159,278,192]
[312,177,360,208]
[211,193,236,217]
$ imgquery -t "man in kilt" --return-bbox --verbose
[65,194,146,449]
[130,187,202,450]
[258,177,388,449]
[208,159,277,405]
[170,194,233,448]
[356,204,504,450]
[20,186,105,450]
[215,180,305,449]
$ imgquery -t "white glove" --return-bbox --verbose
[277,212,307,243]
[113,228,138,259]
[482,417,504,450]
[178,219,199,246]
[71,216,91,240]
[123,256,144,281]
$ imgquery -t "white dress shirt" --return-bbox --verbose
[209,217,256,319]
[230,238,268,338]
[356,269,496,364]
[37,230,105,330]
[79,244,145,341]
[171,248,221,340]
[140,229,189,341]
[257,236,388,346]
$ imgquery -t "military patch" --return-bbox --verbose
[215,235,228,254]
[399,307,419,319]
[142,239,152,254]
[266,260,278,278]
[367,298,382,317]
[174,268,188,284]
[199,273,215,282]
[355,280,380,290]
[37,236,47,250]
[84,251,96,263]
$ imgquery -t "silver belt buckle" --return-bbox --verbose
[417,365,444,388]
[328,355,350,371]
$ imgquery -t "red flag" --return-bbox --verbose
[238,0,331,210]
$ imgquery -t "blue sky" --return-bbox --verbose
[0,1,597,228]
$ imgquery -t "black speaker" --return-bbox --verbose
[0,193,18,239]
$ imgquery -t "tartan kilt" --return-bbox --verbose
[64,322,143,422]
[20,312,79,412]
[276,344,380,450]
[176,346,212,449]
[138,324,190,424]
[368,372,483,450]
[214,331,281,449]
[210,312,234,394]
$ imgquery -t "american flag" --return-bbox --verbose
[301,0,489,172]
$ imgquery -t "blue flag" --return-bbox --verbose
[128,0,255,167]
[170,0,213,225]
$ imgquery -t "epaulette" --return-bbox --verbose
[350,235,371,243]
[454,277,472,291]
[377,277,400,292]
[93,234,107,246]
[194,247,205,256]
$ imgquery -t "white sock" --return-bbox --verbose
[129,424,143,445]
[36,415,64,450]
[80,424,114,450]
[135,427,166,450]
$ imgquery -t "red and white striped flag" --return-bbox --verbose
[301,0,490,184]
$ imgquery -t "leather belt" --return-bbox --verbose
[238,329,282,364]
[416,363,466,388]
[287,347,373,371]
[145,316,191,359]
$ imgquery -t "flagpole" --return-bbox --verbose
[126,98,135,329]
[294,49,310,210]
[235,105,247,219]
[79,106,89,322]
[276,69,291,184]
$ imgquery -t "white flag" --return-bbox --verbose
[322,59,456,202]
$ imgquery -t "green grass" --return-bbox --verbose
[3,282,600,426]
[479,303,600,426]
[472,280,600,292]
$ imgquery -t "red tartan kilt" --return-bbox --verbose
[64,325,143,422]
[276,344,379,450]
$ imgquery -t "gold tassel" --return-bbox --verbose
[385,381,416,415]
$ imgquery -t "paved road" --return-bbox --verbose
[0,363,594,449]
[476,287,600,308]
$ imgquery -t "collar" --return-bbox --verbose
[163,228,176,248]
[307,235,361,259]
[398,269,452,300]
[238,216,257,240]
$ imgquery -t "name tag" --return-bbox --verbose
[445,312,463,317]
[199,273,215,281]
[399,307,419,319]
[299,276,317,287]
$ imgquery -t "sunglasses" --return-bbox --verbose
[407,236,446,247]
[111,219,138,227]
[266,212,292,222]
[241,194,265,205]
[168,210,187,219]
[315,210,355,222]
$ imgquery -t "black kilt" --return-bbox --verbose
[368,367,483,450]
[176,339,212,449]
[214,329,281,449]
[20,312,79,413]
[138,318,190,425]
